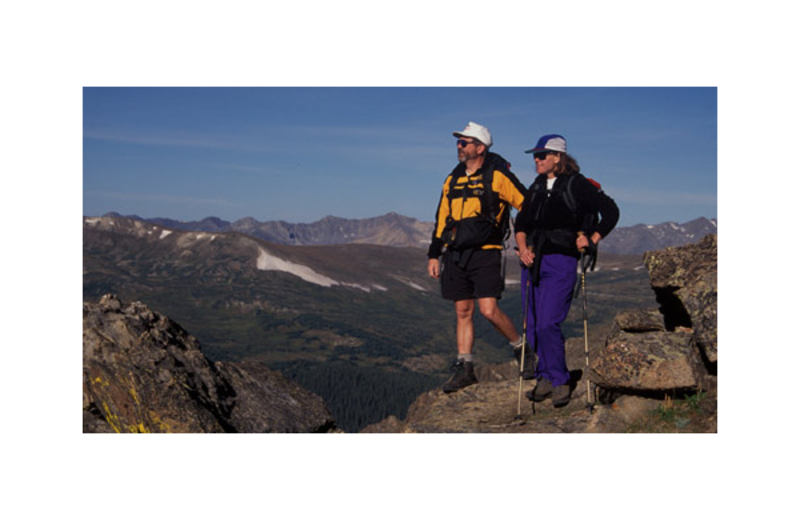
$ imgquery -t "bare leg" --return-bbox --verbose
[454,299,475,355]
[477,297,520,343]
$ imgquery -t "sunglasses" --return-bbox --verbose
[457,139,477,148]
[533,151,554,161]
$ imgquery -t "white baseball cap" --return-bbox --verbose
[453,121,492,148]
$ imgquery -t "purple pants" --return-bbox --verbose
[520,254,577,387]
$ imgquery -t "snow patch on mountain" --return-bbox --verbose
[256,247,339,287]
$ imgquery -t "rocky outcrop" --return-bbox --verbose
[644,233,717,364]
[83,294,337,433]
[590,234,717,394]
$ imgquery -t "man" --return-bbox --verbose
[427,121,532,393]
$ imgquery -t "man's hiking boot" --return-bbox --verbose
[513,344,537,380]
[552,384,571,408]
[443,360,477,394]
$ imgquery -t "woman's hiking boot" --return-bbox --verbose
[552,384,571,408]
[525,378,552,402]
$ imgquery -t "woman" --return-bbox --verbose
[514,134,619,407]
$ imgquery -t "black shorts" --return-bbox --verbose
[441,249,504,301]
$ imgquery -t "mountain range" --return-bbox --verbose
[103,211,432,249]
[598,217,717,255]
[101,211,717,256]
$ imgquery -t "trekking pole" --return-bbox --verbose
[516,267,532,419]
[580,255,591,411]
[578,251,594,413]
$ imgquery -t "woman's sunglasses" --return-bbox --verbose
[533,152,554,161]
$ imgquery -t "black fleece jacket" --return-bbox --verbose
[514,172,619,258]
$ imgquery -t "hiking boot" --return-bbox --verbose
[513,344,537,380]
[525,378,552,402]
[443,360,478,394]
[552,384,571,408]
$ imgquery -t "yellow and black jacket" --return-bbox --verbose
[427,152,527,259]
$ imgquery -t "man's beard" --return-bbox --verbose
[458,149,477,163]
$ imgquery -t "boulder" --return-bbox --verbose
[591,331,704,392]
[83,294,336,433]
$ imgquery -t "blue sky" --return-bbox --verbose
[84,88,715,228]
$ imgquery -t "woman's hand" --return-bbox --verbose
[517,246,535,267]
[515,231,534,267]
[576,232,602,252]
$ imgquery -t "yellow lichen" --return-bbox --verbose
[101,401,123,433]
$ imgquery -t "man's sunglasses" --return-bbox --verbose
[457,139,477,148]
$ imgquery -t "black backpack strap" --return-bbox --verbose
[527,175,546,223]
[553,173,601,232]
[480,168,496,221]
[561,174,578,218]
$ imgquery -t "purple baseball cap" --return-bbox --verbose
[524,134,567,154]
